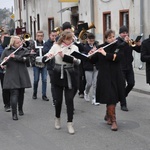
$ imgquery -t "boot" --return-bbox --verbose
[104,106,112,125]
[108,105,118,131]
[18,109,24,116]
[12,111,18,120]
[55,118,61,130]
[67,122,75,134]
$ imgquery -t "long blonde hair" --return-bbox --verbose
[8,36,21,48]
[57,30,73,45]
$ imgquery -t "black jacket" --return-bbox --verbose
[117,36,141,70]
[82,43,99,71]
[43,39,55,71]
[141,38,150,84]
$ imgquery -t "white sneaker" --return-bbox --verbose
[84,91,90,101]
[55,118,61,129]
[67,122,75,134]
[92,99,100,106]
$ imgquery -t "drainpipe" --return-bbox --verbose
[138,0,144,70]
[90,0,95,34]
[18,0,22,27]
[26,0,29,32]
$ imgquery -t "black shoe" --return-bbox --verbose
[12,113,18,120]
[4,106,11,112]
[32,93,37,99]
[42,96,49,101]
[121,106,128,111]
[19,110,24,116]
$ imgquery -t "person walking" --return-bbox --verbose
[0,36,31,120]
[44,30,80,134]
[83,33,99,105]
[30,30,49,101]
[89,29,125,131]
[0,31,11,112]
[117,26,141,111]
[43,30,58,106]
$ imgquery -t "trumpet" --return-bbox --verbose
[128,39,136,47]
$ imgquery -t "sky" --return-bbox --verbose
[0,0,14,9]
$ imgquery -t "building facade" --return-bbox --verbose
[13,0,150,68]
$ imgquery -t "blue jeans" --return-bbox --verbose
[33,66,47,96]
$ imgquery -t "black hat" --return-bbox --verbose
[119,26,128,34]
[62,22,71,31]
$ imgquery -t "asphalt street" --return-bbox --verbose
[0,67,150,150]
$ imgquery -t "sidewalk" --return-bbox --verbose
[133,68,150,95]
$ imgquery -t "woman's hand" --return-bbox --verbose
[88,47,97,55]
[58,51,64,58]
[98,48,106,56]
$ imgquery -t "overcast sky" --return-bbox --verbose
[0,0,14,9]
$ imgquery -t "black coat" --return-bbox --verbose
[141,38,150,84]
[1,47,32,89]
[117,36,141,70]
[90,42,125,104]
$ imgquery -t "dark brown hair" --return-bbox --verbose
[104,29,115,39]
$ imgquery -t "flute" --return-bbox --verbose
[88,40,118,57]
[0,44,23,66]
[44,42,74,62]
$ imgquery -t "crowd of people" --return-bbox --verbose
[1,21,149,134]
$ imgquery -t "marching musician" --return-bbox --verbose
[0,36,31,120]
[82,33,100,105]
[141,36,150,85]
[44,30,80,134]
[89,29,125,131]
[0,30,11,112]
[30,30,49,101]
[117,26,141,111]
[43,29,58,106]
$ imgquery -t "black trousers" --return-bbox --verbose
[0,73,10,107]
[48,70,56,103]
[54,84,74,122]
[120,68,135,106]
[10,88,25,112]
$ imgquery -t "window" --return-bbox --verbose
[119,10,129,29]
[103,12,111,41]
[37,14,40,30]
[48,18,54,34]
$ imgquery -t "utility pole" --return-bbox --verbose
[18,0,22,27]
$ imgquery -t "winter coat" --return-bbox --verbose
[90,42,125,104]
[117,36,141,70]
[141,38,150,84]
[82,43,99,71]
[0,47,32,89]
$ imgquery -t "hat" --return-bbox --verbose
[62,22,71,31]
[119,26,128,34]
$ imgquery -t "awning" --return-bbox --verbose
[57,7,71,13]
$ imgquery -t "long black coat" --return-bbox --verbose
[1,47,32,89]
[141,38,150,84]
[90,42,125,104]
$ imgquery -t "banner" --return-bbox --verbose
[59,0,79,2]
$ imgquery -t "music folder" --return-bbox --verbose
[71,51,96,61]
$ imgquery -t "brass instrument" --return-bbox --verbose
[0,27,4,33]
[23,33,31,41]
[128,39,136,47]
[54,27,62,35]
[78,22,96,41]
